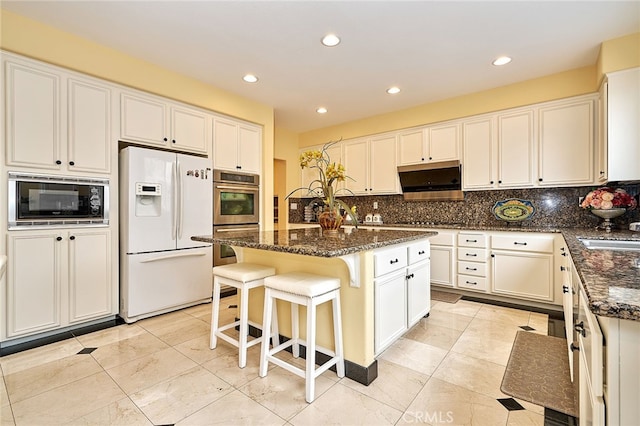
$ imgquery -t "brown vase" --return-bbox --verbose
[318,209,343,234]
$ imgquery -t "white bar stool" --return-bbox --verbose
[211,263,277,368]
[259,272,345,403]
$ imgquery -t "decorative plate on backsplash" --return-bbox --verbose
[493,199,535,222]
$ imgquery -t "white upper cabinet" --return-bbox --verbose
[605,67,640,182]
[299,142,343,198]
[344,135,399,195]
[538,98,594,186]
[213,117,262,174]
[5,60,61,170]
[4,56,112,174]
[398,122,460,165]
[462,117,495,189]
[497,110,535,188]
[120,92,209,155]
[67,78,112,174]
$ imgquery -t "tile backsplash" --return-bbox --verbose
[289,184,640,229]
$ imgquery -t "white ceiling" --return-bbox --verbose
[2,1,639,133]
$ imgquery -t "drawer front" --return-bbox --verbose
[457,260,487,277]
[491,234,554,253]
[457,247,487,261]
[457,275,488,291]
[374,245,408,277]
[408,240,430,264]
[458,233,488,248]
[427,231,456,246]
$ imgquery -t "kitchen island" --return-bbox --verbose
[192,227,436,385]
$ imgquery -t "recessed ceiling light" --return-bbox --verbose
[386,86,401,94]
[316,107,328,114]
[243,74,258,83]
[321,34,340,47]
[492,56,512,66]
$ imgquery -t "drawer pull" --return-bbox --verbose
[465,267,478,271]
[560,266,567,271]
[466,239,478,243]
[406,273,415,280]
[574,321,586,337]
[562,285,569,294]
[465,280,477,285]
[514,242,528,246]
[418,250,425,255]
[390,259,399,264]
[465,253,478,257]
[570,343,580,352]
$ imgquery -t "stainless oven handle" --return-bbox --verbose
[215,185,259,192]
[215,227,259,233]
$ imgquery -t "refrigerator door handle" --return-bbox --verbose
[138,251,208,263]
[177,159,183,239]
[172,161,177,241]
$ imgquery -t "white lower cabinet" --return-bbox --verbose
[490,233,555,302]
[427,230,456,288]
[457,232,489,292]
[6,228,114,339]
[374,240,431,354]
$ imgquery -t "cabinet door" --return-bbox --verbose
[67,78,111,173]
[398,129,426,165]
[343,139,369,195]
[498,111,534,187]
[171,106,208,154]
[213,118,239,171]
[428,123,459,162]
[607,67,640,181]
[375,271,407,354]
[6,232,63,337]
[538,100,594,186]
[492,251,553,302]
[68,229,113,323]
[369,135,399,194]
[5,61,61,169]
[238,124,262,174]
[430,246,455,287]
[463,118,495,189]
[597,82,608,183]
[407,261,430,326]
[121,93,168,146]
[299,145,323,198]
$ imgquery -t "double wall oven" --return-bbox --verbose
[213,169,260,266]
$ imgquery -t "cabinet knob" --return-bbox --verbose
[69,161,75,166]
[163,137,168,142]
[172,139,176,144]
[539,178,543,182]
[69,235,76,240]
[560,266,567,271]
[599,171,605,175]
[421,157,425,161]
[491,254,495,258]
[498,180,502,184]
[56,160,62,165]
[574,321,586,337]
[406,273,414,280]
[562,285,569,293]
[429,157,433,160]
[418,250,425,255]
[56,236,62,241]
[369,188,373,191]
[490,181,494,184]
[236,165,241,169]
[570,342,580,352]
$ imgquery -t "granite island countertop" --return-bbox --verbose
[192,227,437,258]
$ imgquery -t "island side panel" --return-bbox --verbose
[238,247,376,369]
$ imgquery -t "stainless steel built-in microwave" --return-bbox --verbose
[8,172,109,229]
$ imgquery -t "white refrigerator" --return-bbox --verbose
[119,146,213,323]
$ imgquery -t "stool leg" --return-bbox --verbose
[259,288,273,377]
[292,302,300,358]
[270,300,280,347]
[210,275,222,349]
[332,292,345,378]
[305,299,317,403]
[238,285,250,368]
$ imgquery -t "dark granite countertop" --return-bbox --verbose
[560,229,640,322]
[192,227,437,258]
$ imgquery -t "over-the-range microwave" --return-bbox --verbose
[8,172,110,229]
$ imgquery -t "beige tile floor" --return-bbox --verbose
[0,297,550,425]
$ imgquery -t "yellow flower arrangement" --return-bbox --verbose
[288,140,358,228]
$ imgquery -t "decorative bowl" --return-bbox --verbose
[492,199,535,222]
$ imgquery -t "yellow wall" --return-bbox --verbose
[273,126,302,221]
[597,32,640,83]
[298,65,597,148]
[0,9,276,227]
